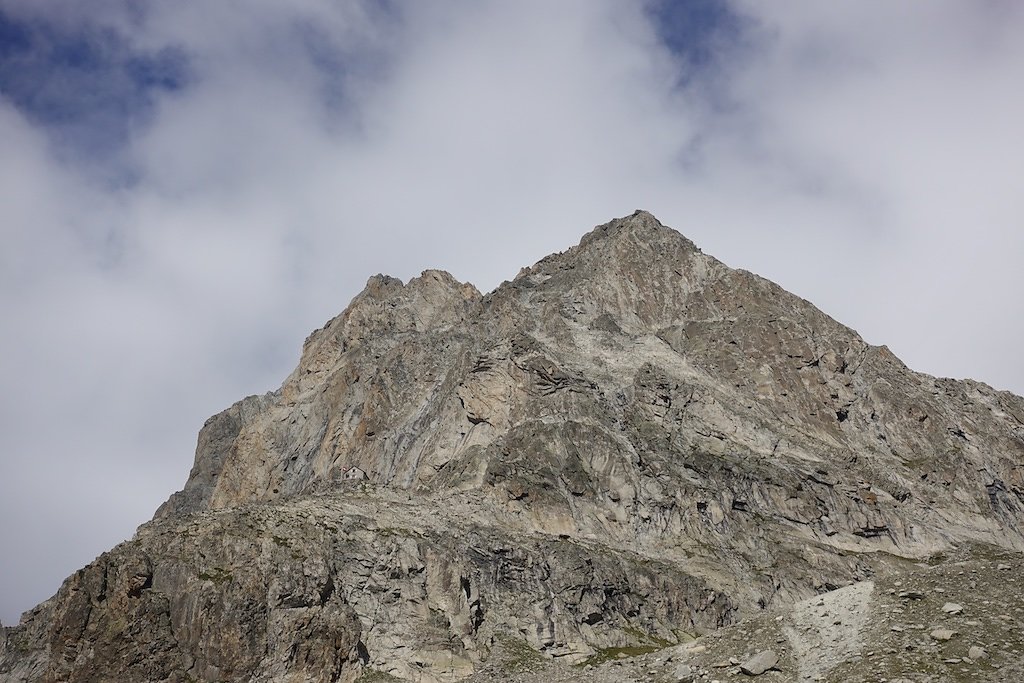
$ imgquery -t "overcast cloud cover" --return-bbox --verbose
[2,0,1023,625]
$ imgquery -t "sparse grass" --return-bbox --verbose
[579,645,661,667]
[673,629,697,643]
[354,669,403,682]
[197,567,233,586]
[622,625,675,648]
[492,636,547,673]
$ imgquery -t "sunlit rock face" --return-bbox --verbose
[4,211,1023,683]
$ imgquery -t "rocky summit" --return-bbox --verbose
[3,210,1024,683]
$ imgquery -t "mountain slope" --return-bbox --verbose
[3,211,1023,683]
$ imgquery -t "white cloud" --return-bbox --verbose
[707,1,1024,380]
[2,0,1023,624]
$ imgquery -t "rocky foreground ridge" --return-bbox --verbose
[3,211,1024,682]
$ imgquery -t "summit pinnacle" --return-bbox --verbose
[3,211,1023,683]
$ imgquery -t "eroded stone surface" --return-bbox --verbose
[4,211,1024,682]
[739,649,778,675]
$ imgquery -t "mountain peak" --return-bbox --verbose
[500,210,713,332]
[7,211,1024,683]
[578,209,699,252]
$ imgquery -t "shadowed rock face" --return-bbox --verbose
[3,211,1024,683]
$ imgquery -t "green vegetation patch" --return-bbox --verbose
[492,635,547,673]
[354,670,403,683]
[578,625,676,667]
[623,625,675,648]
[580,645,661,666]
[197,567,233,586]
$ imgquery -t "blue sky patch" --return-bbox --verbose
[646,0,745,80]
[0,7,189,159]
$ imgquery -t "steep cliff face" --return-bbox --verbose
[4,211,1024,683]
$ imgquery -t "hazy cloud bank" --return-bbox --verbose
[2,0,1022,624]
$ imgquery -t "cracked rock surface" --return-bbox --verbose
[3,211,1024,682]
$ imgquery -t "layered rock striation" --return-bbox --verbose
[4,211,1023,682]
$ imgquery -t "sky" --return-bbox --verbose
[1,1,1023,626]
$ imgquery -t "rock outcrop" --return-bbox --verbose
[3,210,1023,682]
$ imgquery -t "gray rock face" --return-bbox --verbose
[739,649,778,675]
[4,210,1024,682]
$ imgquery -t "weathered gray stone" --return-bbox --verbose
[673,662,696,682]
[4,210,1024,682]
[739,650,779,675]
